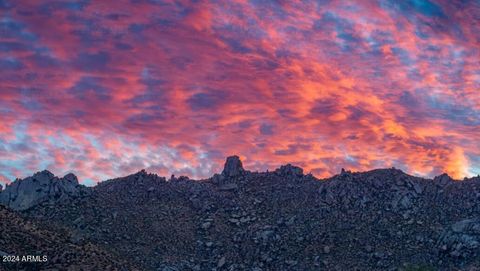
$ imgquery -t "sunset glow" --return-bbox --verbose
[0,0,479,184]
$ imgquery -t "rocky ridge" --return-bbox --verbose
[1,156,480,270]
[0,170,88,211]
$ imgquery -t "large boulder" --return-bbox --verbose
[0,170,88,211]
[434,173,454,186]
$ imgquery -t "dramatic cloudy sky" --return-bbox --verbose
[0,0,479,185]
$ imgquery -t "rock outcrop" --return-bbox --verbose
[275,164,303,177]
[434,173,454,186]
[222,155,245,177]
[0,170,88,211]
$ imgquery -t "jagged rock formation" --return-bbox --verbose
[2,156,480,270]
[0,170,89,211]
[222,155,245,177]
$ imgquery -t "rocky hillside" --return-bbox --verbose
[2,156,480,270]
[0,205,137,271]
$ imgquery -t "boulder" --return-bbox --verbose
[434,173,453,186]
[217,256,226,268]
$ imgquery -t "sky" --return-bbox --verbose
[0,0,479,185]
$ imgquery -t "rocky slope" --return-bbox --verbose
[0,205,137,271]
[2,155,480,270]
